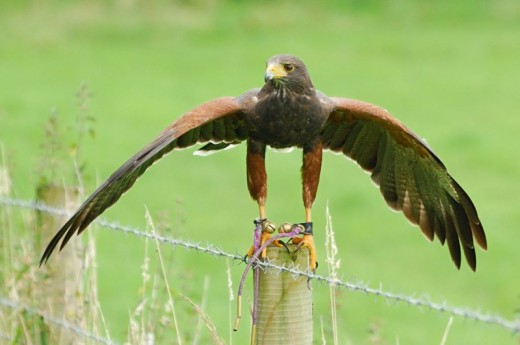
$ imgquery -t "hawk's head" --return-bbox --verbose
[264,54,313,91]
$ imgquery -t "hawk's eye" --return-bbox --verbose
[283,64,294,72]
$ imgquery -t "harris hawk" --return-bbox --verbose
[40,54,487,271]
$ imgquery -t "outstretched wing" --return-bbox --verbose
[41,96,250,264]
[321,97,486,270]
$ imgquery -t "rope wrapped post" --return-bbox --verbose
[255,243,312,345]
[235,222,313,345]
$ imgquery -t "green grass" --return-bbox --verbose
[1,1,520,343]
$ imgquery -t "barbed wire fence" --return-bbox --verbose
[0,296,115,345]
[0,196,519,343]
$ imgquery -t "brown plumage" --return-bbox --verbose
[40,54,486,271]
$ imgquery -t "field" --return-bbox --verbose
[1,1,519,344]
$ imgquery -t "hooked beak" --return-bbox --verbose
[264,63,287,83]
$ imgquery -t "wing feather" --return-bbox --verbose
[345,122,381,170]
[322,97,486,270]
[199,121,214,142]
[41,96,249,264]
[327,122,352,151]
[443,204,462,268]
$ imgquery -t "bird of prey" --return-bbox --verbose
[40,54,487,271]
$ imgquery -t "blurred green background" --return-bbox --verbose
[1,0,519,343]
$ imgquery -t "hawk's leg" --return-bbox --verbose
[246,139,268,219]
[294,141,323,272]
[245,140,282,259]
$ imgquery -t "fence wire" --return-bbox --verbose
[0,297,116,344]
[1,196,519,336]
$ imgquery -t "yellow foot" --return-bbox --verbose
[291,234,317,272]
[246,220,278,260]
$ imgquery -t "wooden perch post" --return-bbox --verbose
[254,244,312,345]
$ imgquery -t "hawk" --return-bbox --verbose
[41,54,487,271]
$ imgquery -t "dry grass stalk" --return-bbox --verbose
[440,317,453,345]
[320,316,327,345]
[192,275,210,345]
[325,205,341,345]
[145,207,183,345]
[225,258,234,345]
[36,184,84,344]
[180,293,225,345]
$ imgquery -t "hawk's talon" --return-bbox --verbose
[278,240,291,254]
[291,232,317,272]
[246,220,314,267]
